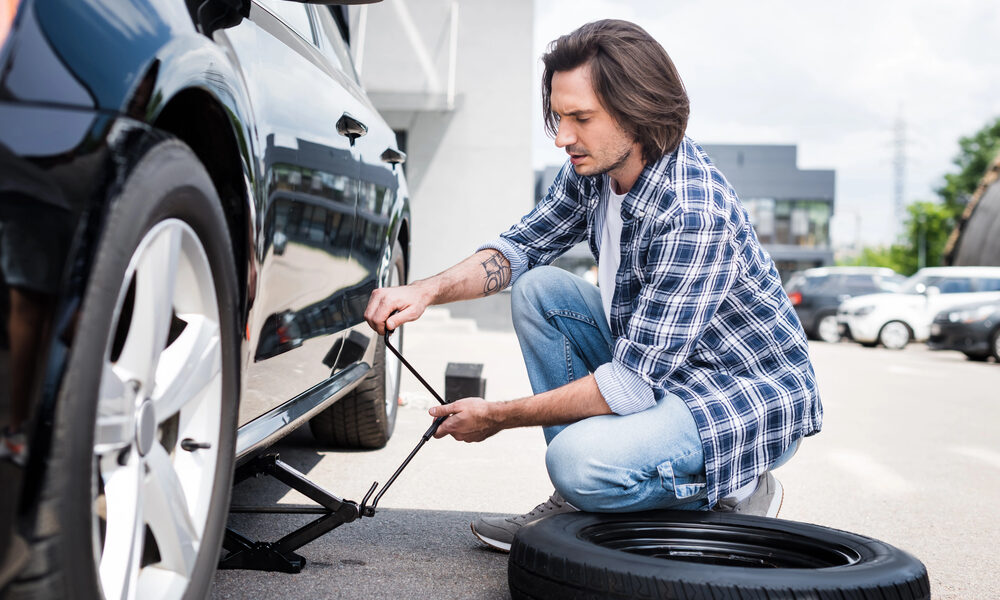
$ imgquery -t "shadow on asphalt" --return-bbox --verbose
[218,426,511,599]
[213,506,511,600]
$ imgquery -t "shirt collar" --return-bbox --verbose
[600,143,681,220]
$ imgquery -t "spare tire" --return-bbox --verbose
[509,511,929,600]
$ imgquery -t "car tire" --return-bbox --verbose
[509,511,930,600]
[8,139,239,600]
[309,241,404,449]
[991,328,1000,362]
[878,320,911,350]
[814,312,841,343]
[962,351,989,361]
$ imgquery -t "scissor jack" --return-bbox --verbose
[219,331,452,573]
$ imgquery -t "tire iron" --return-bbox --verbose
[359,330,450,518]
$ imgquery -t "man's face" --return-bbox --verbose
[550,63,637,178]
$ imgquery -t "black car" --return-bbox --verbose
[0,0,410,597]
[927,299,1000,361]
[784,267,905,343]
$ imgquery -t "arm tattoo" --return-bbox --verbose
[480,250,511,296]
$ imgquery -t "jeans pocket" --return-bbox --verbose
[656,458,706,500]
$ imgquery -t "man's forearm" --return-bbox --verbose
[494,375,613,428]
[429,374,613,442]
[415,249,512,306]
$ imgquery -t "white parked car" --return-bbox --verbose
[837,266,1000,349]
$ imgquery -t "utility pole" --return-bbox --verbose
[893,106,907,241]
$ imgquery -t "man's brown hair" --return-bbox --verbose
[541,19,689,164]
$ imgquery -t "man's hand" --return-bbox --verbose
[429,398,502,442]
[364,283,433,335]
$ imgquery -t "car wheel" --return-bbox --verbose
[991,328,1000,362]
[9,139,238,600]
[309,240,404,449]
[962,351,989,361]
[509,511,929,600]
[878,320,911,350]
[815,313,841,343]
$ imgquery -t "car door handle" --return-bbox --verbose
[336,113,368,145]
[380,148,406,165]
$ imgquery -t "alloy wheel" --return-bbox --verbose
[92,220,223,600]
[879,321,910,350]
[817,315,841,343]
[383,252,402,415]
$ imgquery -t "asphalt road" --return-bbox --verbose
[211,300,1000,599]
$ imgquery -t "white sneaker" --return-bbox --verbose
[714,472,783,517]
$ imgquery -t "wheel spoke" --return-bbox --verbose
[144,444,200,577]
[116,225,182,387]
[99,454,144,600]
[152,315,221,424]
[96,363,137,453]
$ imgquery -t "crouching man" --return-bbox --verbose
[364,19,822,552]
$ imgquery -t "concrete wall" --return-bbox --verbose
[701,144,835,202]
[353,0,535,280]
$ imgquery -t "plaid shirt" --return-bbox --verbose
[482,137,823,505]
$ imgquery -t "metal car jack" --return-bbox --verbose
[219,331,451,573]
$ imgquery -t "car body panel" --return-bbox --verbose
[0,0,409,589]
[784,267,903,338]
[927,299,1000,356]
[837,267,1000,344]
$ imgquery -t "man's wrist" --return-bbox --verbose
[411,277,441,306]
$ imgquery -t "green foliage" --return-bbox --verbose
[936,115,1000,216]
[844,116,1000,275]
[840,201,955,276]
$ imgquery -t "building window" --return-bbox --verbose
[746,198,830,248]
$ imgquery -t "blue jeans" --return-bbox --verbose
[511,266,709,512]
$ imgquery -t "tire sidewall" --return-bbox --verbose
[50,140,239,599]
[381,240,406,435]
[511,511,929,597]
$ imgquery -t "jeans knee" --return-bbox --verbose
[545,431,603,509]
[512,266,564,325]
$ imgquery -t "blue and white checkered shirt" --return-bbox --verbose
[481,137,823,505]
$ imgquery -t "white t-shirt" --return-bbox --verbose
[598,186,628,324]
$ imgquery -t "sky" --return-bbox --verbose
[531,0,1000,249]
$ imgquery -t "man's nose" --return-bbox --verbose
[554,121,575,148]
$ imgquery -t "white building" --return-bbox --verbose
[351,0,535,279]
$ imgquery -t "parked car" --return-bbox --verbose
[837,266,1000,349]
[927,299,1000,361]
[784,267,905,343]
[0,0,409,598]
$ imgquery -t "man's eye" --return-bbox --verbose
[577,117,589,123]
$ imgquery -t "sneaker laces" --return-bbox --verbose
[508,492,568,524]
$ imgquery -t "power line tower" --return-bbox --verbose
[893,107,907,240]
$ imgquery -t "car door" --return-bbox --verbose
[313,7,405,360]
[234,1,364,425]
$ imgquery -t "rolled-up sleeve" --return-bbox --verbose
[594,361,656,414]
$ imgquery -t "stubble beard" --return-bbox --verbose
[574,142,633,178]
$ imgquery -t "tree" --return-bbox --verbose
[840,201,954,276]
[936,116,1000,216]
[842,116,999,274]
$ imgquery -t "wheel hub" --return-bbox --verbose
[135,399,156,456]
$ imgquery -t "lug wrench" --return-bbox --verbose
[358,329,451,518]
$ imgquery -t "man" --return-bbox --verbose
[364,19,822,552]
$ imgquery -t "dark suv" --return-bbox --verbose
[0,1,409,597]
[784,267,905,343]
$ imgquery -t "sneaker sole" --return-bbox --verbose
[766,476,784,518]
[470,523,512,553]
